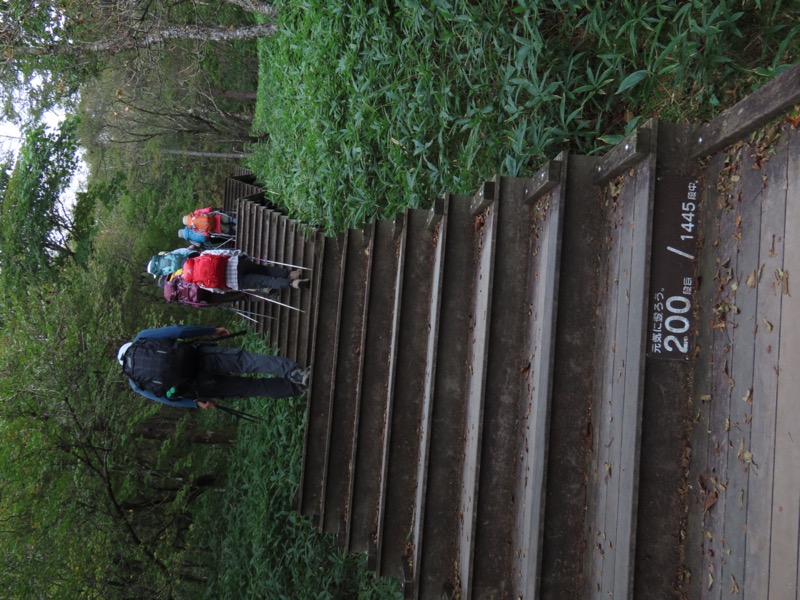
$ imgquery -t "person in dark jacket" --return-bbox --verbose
[117,324,310,408]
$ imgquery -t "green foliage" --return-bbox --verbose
[250,0,799,232]
[0,117,82,289]
[188,339,400,600]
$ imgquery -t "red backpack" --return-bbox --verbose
[181,254,229,289]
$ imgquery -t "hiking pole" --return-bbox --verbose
[227,307,276,320]
[247,255,310,271]
[215,404,266,423]
[242,290,305,313]
[229,309,257,324]
[212,238,234,249]
[223,306,276,322]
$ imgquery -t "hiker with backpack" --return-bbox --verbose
[181,249,310,292]
[161,274,247,308]
[117,324,311,408]
[183,207,236,236]
[178,226,232,247]
[147,247,200,278]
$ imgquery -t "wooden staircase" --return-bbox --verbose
[222,66,800,599]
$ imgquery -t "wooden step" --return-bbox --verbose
[510,154,568,599]
[584,123,658,599]
[321,228,373,541]
[296,233,347,525]
[348,219,406,555]
[376,208,441,579]
[299,231,323,368]
[467,176,557,599]
[455,181,499,598]
[409,193,476,598]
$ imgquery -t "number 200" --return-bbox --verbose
[664,295,690,354]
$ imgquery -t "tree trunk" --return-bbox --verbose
[11,23,277,57]
[210,89,258,100]
[222,0,278,18]
[160,149,251,159]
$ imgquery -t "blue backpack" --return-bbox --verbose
[147,248,198,277]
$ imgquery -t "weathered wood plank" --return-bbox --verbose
[377,210,435,578]
[613,133,657,598]
[691,64,800,158]
[471,177,538,599]
[717,141,763,596]
[348,221,397,554]
[414,195,474,599]
[300,234,346,523]
[538,154,600,598]
[742,127,788,596]
[599,166,636,599]
[322,228,372,541]
[372,213,407,575]
[251,203,266,336]
[287,222,305,363]
[524,158,562,204]
[457,187,498,598]
[408,195,448,597]
[275,216,289,355]
[788,125,800,598]
[593,126,652,184]
[702,144,742,600]
[634,123,697,600]
[586,164,624,597]
[768,122,800,598]
[513,153,568,598]
[683,148,726,600]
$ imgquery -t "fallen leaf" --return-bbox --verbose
[725,418,730,432]
[701,394,712,403]
[708,568,714,590]
[731,575,740,594]
[737,438,745,462]
[775,268,789,295]
[746,270,757,288]
[762,318,773,333]
[704,490,719,513]
[743,389,752,404]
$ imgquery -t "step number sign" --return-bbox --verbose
[647,175,699,360]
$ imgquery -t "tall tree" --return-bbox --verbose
[0,117,81,287]
[0,0,277,120]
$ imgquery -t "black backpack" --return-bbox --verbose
[122,338,198,398]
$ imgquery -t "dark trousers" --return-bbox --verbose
[194,346,301,399]
[237,259,290,290]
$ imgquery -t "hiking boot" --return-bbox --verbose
[288,366,311,390]
[290,278,310,290]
